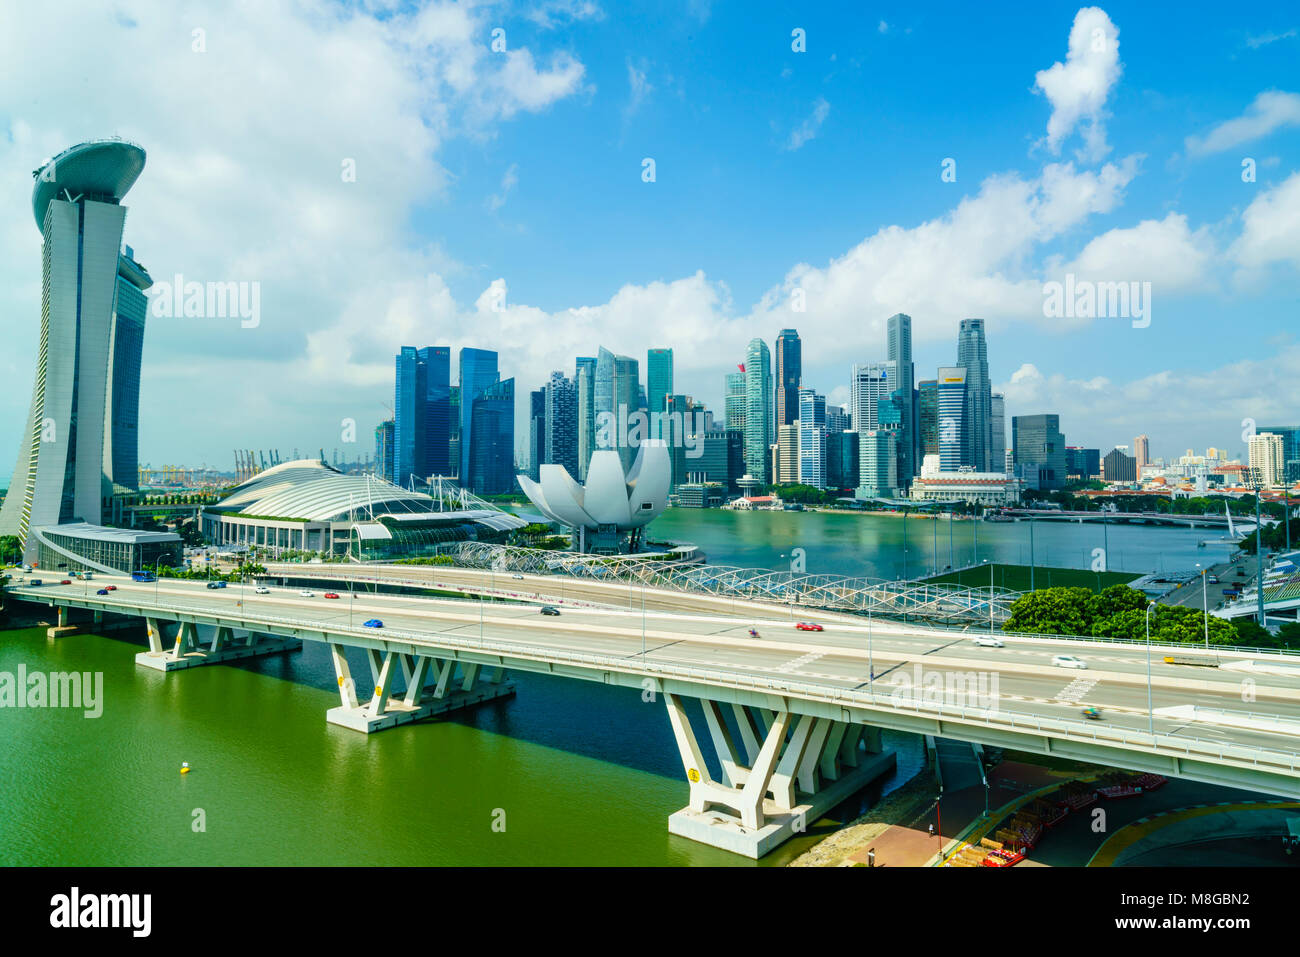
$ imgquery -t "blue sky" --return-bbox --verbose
[0,1,1296,474]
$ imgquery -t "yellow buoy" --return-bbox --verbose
[181,762,191,775]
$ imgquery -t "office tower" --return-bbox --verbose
[826,405,850,434]
[664,393,691,487]
[687,430,745,492]
[647,348,673,421]
[466,377,515,494]
[990,393,1007,475]
[374,420,395,482]
[544,371,578,478]
[1066,446,1100,481]
[1258,425,1300,482]
[2,141,148,550]
[956,318,992,471]
[528,388,547,481]
[778,424,801,484]
[918,379,939,456]
[775,329,802,427]
[798,388,827,489]
[936,368,967,471]
[725,371,748,434]
[1249,432,1285,487]
[1102,447,1137,483]
[857,431,898,499]
[744,339,774,482]
[827,431,859,490]
[458,348,515,494]
[103,245,152,490]
[449,385,460,479]
[394,347,427,486]
[595,347,640,474]
[1012,413,1067,490]
[850,362,897,432]
[576,356,597,480]
[886,313,915,484]
[1134,434,1150,472]
[424,347,451,476]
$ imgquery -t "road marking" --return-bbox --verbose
[1054,677,1098,704]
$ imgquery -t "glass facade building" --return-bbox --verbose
[104,246,152,490]
[646,348,673,419]
[744,339,773,482]
[936,367,967,471]
[775,329,801,427]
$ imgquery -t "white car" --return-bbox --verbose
[511,574,524,580]
[1052,654,1088,670]
[972,636,1004,648]
[299,589,314,597]
[255,586,270,595]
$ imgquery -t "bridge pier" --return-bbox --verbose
[664,694,895,858]
[135,619,302,671]
[325,645,515,733]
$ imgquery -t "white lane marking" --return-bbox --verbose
[1054,677,1098,703]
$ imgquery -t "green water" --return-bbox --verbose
[1,509,1218,865]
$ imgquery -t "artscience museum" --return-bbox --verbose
[518,440,670,554]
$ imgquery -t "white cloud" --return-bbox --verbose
[1185,90,1300,156]
[486,163,519,212]
[624,58,654,120]
[785,97,830,151]
[1052,212,1216,291]
[998,348,1300,457]
[878,20,889,34]
[525,1,604,30]
[1034,6,1122,162]
[1245,28,1297,49]
[1230,171,1300,273]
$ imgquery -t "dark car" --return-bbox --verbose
[29,580,42,587]
[540,606,560,616]
[363,619,383,628]
[206,581,221,589]
[96,588,109,596]
[215,581,227,589]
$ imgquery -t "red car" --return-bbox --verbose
[105,585,117,591]
[323,592,340,599]
[795,622,824,632]
[60,579,72,585]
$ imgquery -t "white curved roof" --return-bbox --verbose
[214,459,523,527]
[519,441,670,531]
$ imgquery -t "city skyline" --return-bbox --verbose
[1,3,1297,476]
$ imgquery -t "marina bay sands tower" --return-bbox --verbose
[0,140,150,558]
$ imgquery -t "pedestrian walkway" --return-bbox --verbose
[846,760,1071,867]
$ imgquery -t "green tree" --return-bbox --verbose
[1005,587,1094,635]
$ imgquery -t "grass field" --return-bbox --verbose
[922,563,1140,593]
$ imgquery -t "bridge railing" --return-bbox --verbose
[16,586,1300,776]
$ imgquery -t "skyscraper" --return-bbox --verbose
[744,339,773,482]
[936,367,967,471]
[424,346,451,476]
[528,387,547,481]
[545,371,578,478]
[595,347,640,474]
[1249,432,1285,488]
[1134,434,1150,472]
[576,356,597,480]
[725,371,748,434]
[104,245,152,490]
[918,379,938,456]
[374,420,395,482]
[775,329,801,427]
[458,348,514,494]
[956,318,992,471]
[798,387,827,489]
[646,348,673,421]
[990,393,1007,475]
[886,314,915,485]
[2,140,148,552]
[1012,414,1067,490]
[857,431,898,499]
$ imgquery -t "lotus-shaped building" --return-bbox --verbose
[518,440,670,553]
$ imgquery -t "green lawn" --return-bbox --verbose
[922,563,1140,593]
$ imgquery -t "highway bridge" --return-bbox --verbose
[11,575,1300,858]
[997,508,1254,530]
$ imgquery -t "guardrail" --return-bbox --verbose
[14,584,1300,777]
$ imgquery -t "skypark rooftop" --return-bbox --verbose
[31,138,146,229]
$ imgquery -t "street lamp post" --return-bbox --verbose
[1246,468,1267,628]
[902,508,909,582]
[1198,563,1208,651]
[984,559,993,636]
[948,508,954,570]
[1145,602,1156,737]
[1029,516,1036,591]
